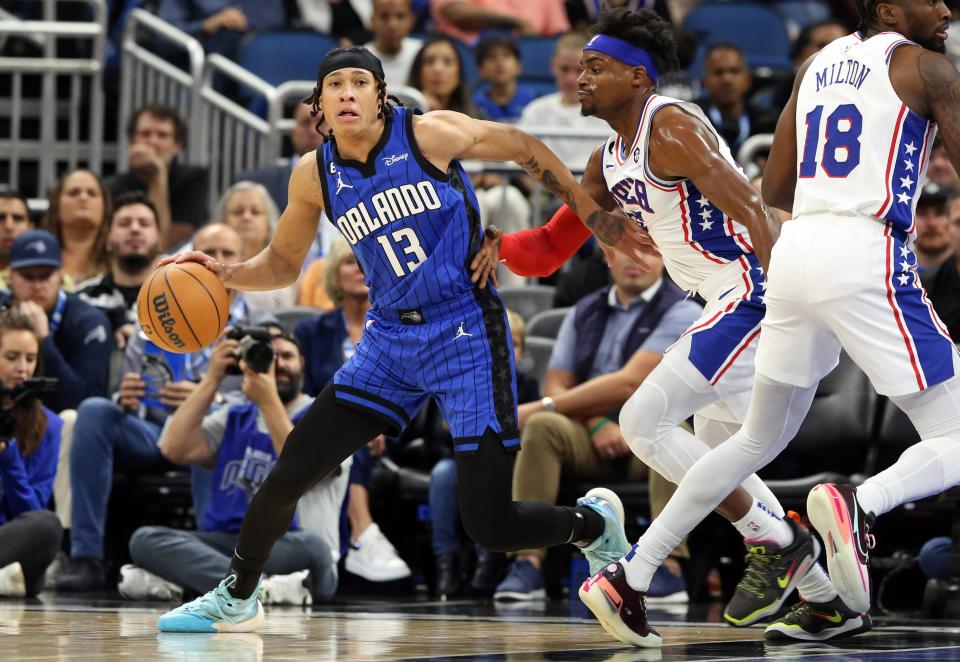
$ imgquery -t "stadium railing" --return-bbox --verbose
[118,8,205,167]
[1,0,107,197]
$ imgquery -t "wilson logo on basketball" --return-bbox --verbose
[152,291,186,350]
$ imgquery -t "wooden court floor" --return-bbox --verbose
[5,597,960,661]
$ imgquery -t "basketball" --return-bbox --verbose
[136,261,229,354]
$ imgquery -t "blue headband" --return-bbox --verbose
[583,35,660,82]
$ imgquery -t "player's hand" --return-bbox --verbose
[157,250,232,283]
[206,334,239,382]
[590,420,631,459]
[470,225,502,290]
[241,360,278,406]
[159,380,197,409]
[118,372,146,411]
[18,301,49,340]
[367,434,387,456]
[588,209,659,270]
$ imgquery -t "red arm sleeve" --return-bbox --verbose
[498,204,593,278]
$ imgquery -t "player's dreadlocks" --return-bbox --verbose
[302,47,401,139]
[591,8,680,78]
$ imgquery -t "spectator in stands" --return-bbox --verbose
[212,182,298,315]
[107,105,208,249]
[472,36,535,123]
[772,19,847,109]
[78,193,162,350]
[0,191,35,287]
[495,252,702,601]
[408,36,479,116]
[430,308,539,598]
[0,308,64,598]
[122,327,339,604]
[158,0,285,60]
[431,0,569,46]
[43,169,110,286]
[927,139,960,190]
[365,0,422,89]
[55,224,250,592]
[922,190,960,342]
[297,0,373,45]
[295,238,410,583]
[518,33,609,171]
[695,43,777,154]
[234,103,327,211]
[915,183,953,273]
[0,230,112,413]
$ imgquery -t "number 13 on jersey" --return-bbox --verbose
[799,103,863,178]
[377,228,427,277]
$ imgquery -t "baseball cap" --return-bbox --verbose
[918,182,950,207]
[10,229,62,270]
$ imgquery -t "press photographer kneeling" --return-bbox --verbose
[0,308,63,597]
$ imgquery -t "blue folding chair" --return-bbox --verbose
[238,31,339,87]
[683,1,792,78]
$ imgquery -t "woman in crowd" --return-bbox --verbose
[407,35,478,116]
[43,169,110,286]
[212,181,298,314]
[295,238,411,583]
[0,308,64,597]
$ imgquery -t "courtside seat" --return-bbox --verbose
[238,31,338,86]
[526,308,570,340]
[864,396,920,478]
[517,37,557,85]
[499,284,557,320]
[275,305,326,333]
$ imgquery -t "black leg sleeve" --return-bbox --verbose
[234,384,389,566]
[456,430,597,553]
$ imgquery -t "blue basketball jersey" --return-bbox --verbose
[317,107,484,314]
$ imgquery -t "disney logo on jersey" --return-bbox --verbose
[335,180,442,245]
[383,153,409,166]
[609,177,654,225]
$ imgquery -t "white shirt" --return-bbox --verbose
[518,93,609,171]
[365,37,423,90]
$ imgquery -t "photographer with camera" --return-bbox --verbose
[121,325,341,604]
[56,224,252,591]
[0,308,64,597]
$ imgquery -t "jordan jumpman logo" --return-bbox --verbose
[453,322,473,340]
[335,170,353,195]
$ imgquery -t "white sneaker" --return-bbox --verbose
[345,523,411,582]
[117,564,183,601]
[260,570,312,606]
[0,562,26,597]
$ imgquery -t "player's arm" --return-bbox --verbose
[163,153,323,290]
[648,106,780,272]
[471,147,634,283]
[763,56,815,214]
[414,111,658,268]
[916,50,960,176]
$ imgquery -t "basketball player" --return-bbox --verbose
[151,46,657,633]
[471,9,852,644]
[584,0,960,647]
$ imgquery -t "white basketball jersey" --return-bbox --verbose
[601,94,755,295]
[792,32,936,237]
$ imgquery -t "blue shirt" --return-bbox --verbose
[473,86,537,123]
[0,408,62,523]
[549,281,702,379]
[158,0,286,37]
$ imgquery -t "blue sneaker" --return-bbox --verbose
[576,487,631,575]
[493,559,546,601]
[646,564,689,604]
[157,575,264,633]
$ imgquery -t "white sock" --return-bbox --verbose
[622,539,666,593]
[798,562,837,604]
[732,498,793,546]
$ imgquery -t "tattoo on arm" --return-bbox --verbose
[540,170,577,213]
[585,210,625,246]
[518,156,541,175]
[919,51,960,166]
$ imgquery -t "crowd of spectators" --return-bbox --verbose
[2,0,960,608]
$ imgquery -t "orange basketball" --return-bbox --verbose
[136,261,229,354]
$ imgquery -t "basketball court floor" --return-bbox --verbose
[5,594,960,661]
